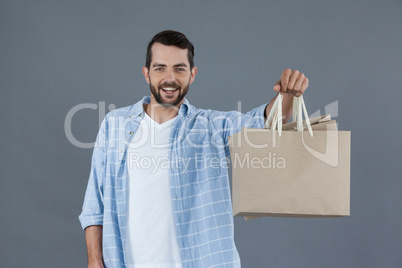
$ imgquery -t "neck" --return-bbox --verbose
[144,98,183,124]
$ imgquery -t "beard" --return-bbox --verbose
[149,77,190,107]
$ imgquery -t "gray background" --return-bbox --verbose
[1,0,401,267]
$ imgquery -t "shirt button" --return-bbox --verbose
[130,132,133,135]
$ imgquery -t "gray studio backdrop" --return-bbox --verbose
[1,0,401,267]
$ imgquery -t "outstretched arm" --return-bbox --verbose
[265,68,309,124]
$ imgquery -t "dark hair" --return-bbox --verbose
[145,30,195,70]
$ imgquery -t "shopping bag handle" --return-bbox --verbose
[264,94,313,137]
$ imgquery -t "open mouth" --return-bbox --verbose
[161,87,179,95]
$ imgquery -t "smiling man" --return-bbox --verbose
[143,41,197,123]
[146,42,195,108]
[79,30,309,268]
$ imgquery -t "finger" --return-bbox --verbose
[287,70,301,93]
[280,68,292,94]
[293,72,305,92]
[295,78,309,97]
[273,80,281,92]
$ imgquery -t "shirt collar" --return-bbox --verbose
[124,96,194,119]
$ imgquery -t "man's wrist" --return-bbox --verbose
[88,260,104,268]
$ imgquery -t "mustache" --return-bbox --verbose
[159,82,181,89]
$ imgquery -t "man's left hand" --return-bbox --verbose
[273,68,309,97]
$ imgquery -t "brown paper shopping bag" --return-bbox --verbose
[228,95,351,219]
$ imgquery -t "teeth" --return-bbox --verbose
[162,87,177,91]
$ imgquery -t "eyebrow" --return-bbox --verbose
[152,63,188,68]
[173,63,188,67]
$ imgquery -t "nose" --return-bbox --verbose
[165,69,175,81]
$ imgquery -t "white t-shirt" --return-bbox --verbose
[125,113,182,268]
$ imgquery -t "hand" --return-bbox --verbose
[273,68,309,97]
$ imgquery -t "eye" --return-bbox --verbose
[176,68,186,72]
[155,67,164,71]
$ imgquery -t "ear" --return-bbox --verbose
[189,67,197,84]
[142,66,150,84]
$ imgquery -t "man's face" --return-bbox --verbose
[143,43,197,107]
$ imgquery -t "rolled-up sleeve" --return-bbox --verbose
[78,118,107,230]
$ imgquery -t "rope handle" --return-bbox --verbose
[264,94,313,137]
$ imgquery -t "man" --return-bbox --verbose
[79,30,309,268]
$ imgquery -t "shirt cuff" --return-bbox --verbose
[248,103,268,129]
[78,213,103,230]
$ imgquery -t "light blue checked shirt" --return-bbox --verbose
[79,96,267,267]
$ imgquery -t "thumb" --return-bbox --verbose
[273,80,281,92]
